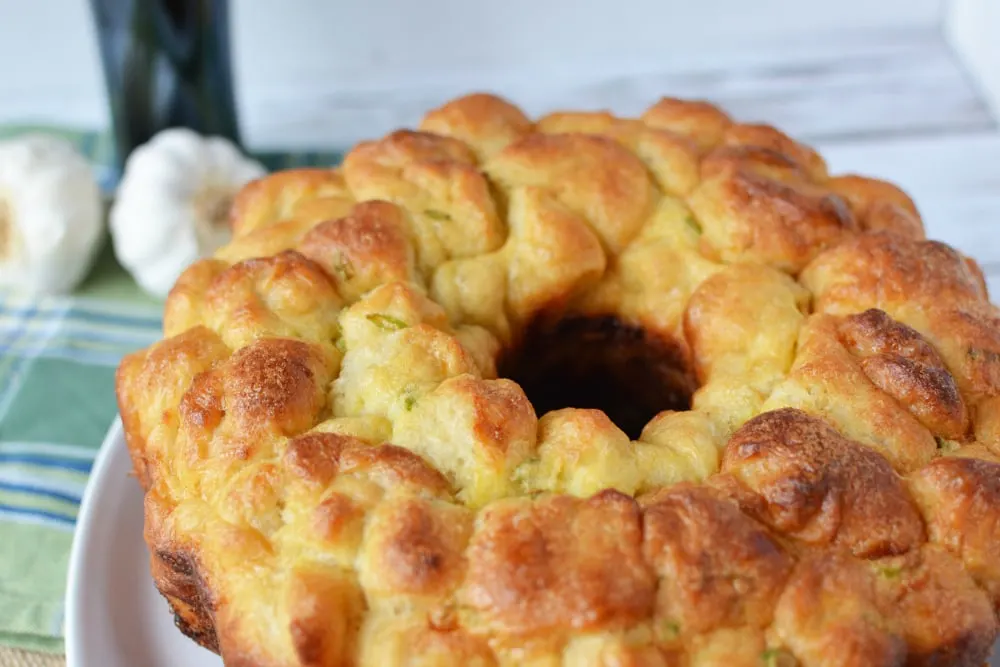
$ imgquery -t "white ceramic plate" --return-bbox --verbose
[65,419,221,667]
[66,420,999,666]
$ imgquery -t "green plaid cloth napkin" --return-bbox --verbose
[0,126,342,652]
[0,244,161,652]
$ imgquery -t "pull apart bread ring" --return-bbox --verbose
[117,93,1000,666]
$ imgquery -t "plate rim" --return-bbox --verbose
[64,417,125,667]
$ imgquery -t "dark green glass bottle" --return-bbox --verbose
[89,0,241,174]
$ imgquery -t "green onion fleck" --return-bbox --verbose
[761,649,795,667]
[658,619,681,641]
[967,347,1000,363]
[333,253,355,281]
[367,313,409,331]
[511,457,540,483]
[877,565,903,579]
[424,209,452,221]
[934,436,960,452]
[403,395,417,411]
[685,215,702,234]
[335,337,347,353]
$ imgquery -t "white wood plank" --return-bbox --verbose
[0,0,107,128]
[230,0,945,88]
[0,0,947,132]
[947,0,1000,117]
[817,131,1000,268]
[237,28,992,150]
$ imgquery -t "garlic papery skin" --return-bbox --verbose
[0,135,104,296]
[109,128,266,298]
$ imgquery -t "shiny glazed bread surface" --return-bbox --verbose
[116,93,1000,666]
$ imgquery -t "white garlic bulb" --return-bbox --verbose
[109,128,266,298]
[0,135,104,296]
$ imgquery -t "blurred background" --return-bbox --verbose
[0,1,995,146]
[0,2,997,665]
[0,0,996,259]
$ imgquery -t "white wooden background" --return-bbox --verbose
[0,0,998,295]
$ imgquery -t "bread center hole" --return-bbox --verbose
[500,315,697,439]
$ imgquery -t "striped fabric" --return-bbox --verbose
[0,275,162,652]
[0,127,343,652]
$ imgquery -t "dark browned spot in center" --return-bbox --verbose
[500,315,697,439]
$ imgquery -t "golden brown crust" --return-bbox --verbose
[974,396,1000,452]
[720,409,925,558]
[178,369,225,437]
[762,313,938,472]
[641,97,733,152]
[360,495,472,600]
[297,200,418,301]
[229,168,352,237]
[918,305,1000,402]
[391,375,538,507]
[116,326,231,488]
[460,490,654,639]
[163,258,229,337]
[837,308,969,440]
[283,433,451,495]
[217,196,357,267]
[908,456,1000,609]
[690,145,858,271]
[827,174,925,239]
[357,616,498,666]
[802,229,1000,461]
[419,92,533,162]
[685,263,808,385]
[536,111,701,197]
[500,186,608,323]
[343,130,503,269]
[642,484,792,637]
[838,308,943,369]
[284,566,365,667]
[144,489,220,652]
[222,337,333,438]
[167,251,344,352]
[772,550,906,667]
[721,123,828,181]
[684,264,808,437]
[487,132,655,254]
[876,546,996,667]
[348,130,478,172]
[116,92,1000,665]
[802,231,988,316]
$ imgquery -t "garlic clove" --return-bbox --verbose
[110,128,266,298]
[0,135,104,296]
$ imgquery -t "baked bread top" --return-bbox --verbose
[116,93,1000,666]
